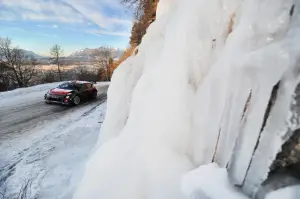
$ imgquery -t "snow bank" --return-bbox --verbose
[1,101,107,199]
[74,0,300,198]
[181,163,248,199]
[0,83,59,99]
[181,163,300,199]
[266,185,300,199]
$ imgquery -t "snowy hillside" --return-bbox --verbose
[73,0,300,199]
[21,49,45,59]
[68,48,123,61]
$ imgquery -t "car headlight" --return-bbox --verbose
[65,96,70,99]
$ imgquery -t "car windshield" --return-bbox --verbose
[58,83,75,90]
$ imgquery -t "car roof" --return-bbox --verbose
[64,80,92,84]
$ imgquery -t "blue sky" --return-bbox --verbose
[0,0,133,56]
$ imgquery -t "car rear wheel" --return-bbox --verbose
[73,96,81,105]
[91,91,97,99]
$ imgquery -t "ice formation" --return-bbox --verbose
[73,0,300,198]
[181,163,249,199]
[266,185,300,199]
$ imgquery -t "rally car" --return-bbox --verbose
[44,81,98,105]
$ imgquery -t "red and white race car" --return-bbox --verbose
[44,81,98,105]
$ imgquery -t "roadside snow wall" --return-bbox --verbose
[73,0,300,198]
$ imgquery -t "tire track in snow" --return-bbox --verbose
[0,87,108,140]
[0,90,107,190]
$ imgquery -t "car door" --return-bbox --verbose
[78,84,89,101]
[85,83,95,97]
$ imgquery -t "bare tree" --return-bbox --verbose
[0,61,11,91]
[50,44,64,81]
[0,37,38,88]
[97,67,106,81]
[121,0,149,20]
[121,0,158,46]
[42,71,56,83]
[93,47,113,81]
[16,55,38,87]
[74,65,100,82]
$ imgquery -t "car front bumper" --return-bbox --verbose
[44,99,73,105]
[44,94,74,105]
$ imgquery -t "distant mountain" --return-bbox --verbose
[8,48,124,65]
[21,50,46,59]
[68,47,124,61]
[0,49,48,63]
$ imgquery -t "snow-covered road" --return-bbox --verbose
[0,82,109,199]
[0,83,108,139]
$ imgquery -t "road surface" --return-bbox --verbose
[0,83,109,199]
[0,85,108,140]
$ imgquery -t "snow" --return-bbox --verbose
[0,101,107,199]
[0,81,110,108]
[0,82,61,108]
[181,163,248,199]
[0,81,109,198]
[266,185,300,199]
[181,163,300,199]
[241,75,300,195]
[74,0,300,198]
[96,56,144,146]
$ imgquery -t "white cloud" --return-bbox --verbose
[0,0,86,23]
[2,27,26,33]
[86,29,130,37]
[41,33,58,37]
[36,24,59,29]
[0,10,15,21]
[63,0,132,34]
[65,0,106,28]
[0,0,133,37]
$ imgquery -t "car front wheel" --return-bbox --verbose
[91,91,97,99]
[73,96,81,105]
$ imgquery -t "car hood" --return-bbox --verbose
[50,88,73,95]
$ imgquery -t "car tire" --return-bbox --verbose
[91,91,97,99]
[73,95,81,105]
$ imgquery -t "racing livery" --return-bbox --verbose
[44,81,98,105]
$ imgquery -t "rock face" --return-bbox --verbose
[242,79,300,196]
[271,129,300,178]
[254,84,300,198]
[247,84,300,199]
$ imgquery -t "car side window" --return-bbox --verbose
[78,84,88,91]
[86,83,92,89]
